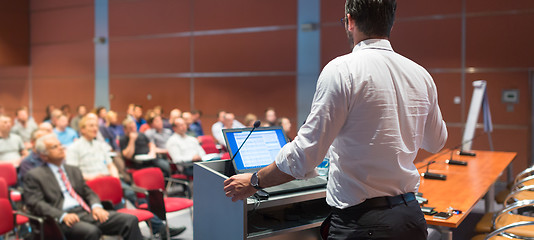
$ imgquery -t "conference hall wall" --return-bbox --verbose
[0,0,533,176]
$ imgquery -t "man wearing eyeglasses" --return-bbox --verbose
[23,134,143,240]
[224,0,447,239]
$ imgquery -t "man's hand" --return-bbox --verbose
[129,132,138,141]
[223,173,257,202]
[63,213,80,227]
[92,207,109,223]
[192,155,202,162]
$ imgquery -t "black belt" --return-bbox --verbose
[335,192,416,212]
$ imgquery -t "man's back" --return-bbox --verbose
[276,39,447,209]
[328,39,447,205]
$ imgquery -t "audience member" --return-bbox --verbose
[181,112,197,137]
[189,110,204,136]
[211,110,244,146]
[49,109,63,127]
[243,113,258,127]
[167,108,182,130]
[42,104,55,122]
[54,114,78,147]
[166,118,206,176]
[95,106,107,127]
[120,118,171,177]
[133,105,146,131]
[70,104,87,133]
[0,115,29,167]
[38,122,54,133]
[99,110,122,151]
[23,134,143,240]
[126,103,135,121]
[138,109,155,133]
[66,116,136,204]
[83,113,107,143]
[107,111,124,137]
[213,112,244,147]
[60,104,72,120]
[277,117,293,141]
[144,115,172,156]
[263,107,277,127]
[18,129,49,182]
[153,105,172,129]
[11,107,38,149]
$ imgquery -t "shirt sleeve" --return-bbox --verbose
[275,60,350,179]
[421,79,448,153]
[16,135,25,152]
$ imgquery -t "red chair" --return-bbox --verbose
[0,163,22,202]
[132,168,193,239]
[0,198,15,237]
[0,178,33,239]
[221,152,231,160]
[198,135,219,154]
[86,176,155,238]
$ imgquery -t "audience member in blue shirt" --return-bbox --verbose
[189,110,204,136]
[53,115,78,146]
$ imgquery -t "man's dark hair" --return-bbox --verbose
[345,0,396,37]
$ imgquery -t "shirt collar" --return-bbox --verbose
[47,162,65,173]
[352,39,393,53]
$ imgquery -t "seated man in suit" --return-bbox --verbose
[22,134,142,240]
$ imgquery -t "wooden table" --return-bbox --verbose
[416,150,516,237]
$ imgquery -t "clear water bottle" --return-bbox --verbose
[316,157,330,176]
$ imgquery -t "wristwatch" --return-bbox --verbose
[250,171,262,190]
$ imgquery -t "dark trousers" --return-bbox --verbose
[60,208,143,240]
[327,196,427,240]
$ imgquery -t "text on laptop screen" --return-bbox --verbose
[225,127,288,171]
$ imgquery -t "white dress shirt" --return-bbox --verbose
[166,133,206,164]
[66,137,112,179]
[275,39,448,209]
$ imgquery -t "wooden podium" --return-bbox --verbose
[193,160,329,240]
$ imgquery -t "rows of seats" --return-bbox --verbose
[472,165,534,240]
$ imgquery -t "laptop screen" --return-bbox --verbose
[223,126,288,173]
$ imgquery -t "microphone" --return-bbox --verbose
[444,132,485,166]
[445,147,468,166]
[229,120,261,162]
[421,160,447,180]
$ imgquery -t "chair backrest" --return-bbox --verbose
[0,178,8,199]
[86,176,123,205]
[198,135,219,154]
[0,163,18,186]
[0,199,14,234]
[132,167,165,198]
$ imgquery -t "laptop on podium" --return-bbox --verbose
[223,126,327,196]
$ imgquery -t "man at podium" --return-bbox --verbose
[223,0,448,239]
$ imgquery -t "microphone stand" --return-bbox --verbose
[229,120,261,162]
[419,132,485,180]
[421,160,446,180]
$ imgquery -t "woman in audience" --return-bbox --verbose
[95,106,107,126]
